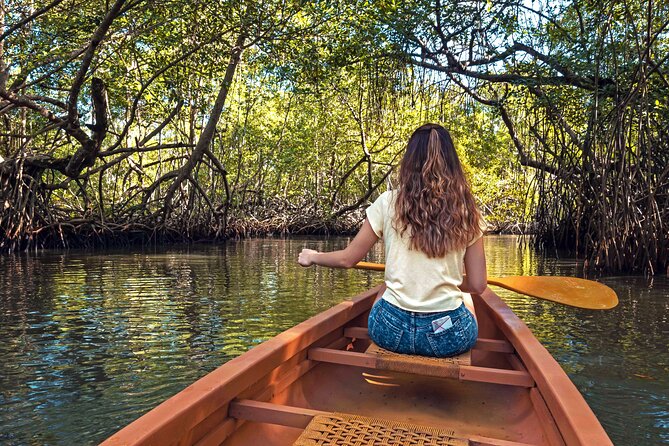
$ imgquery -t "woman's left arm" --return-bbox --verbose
[298,219,379,269]
[460,237,487,295]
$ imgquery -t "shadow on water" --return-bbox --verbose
[0,236,667,445]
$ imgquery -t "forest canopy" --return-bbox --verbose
[0,0,667,274]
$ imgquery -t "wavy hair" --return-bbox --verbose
[394,123,481,257]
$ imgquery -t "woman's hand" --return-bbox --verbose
[298,248,319,267]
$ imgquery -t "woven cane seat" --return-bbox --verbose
[364,342,470,378]
[294,413,468,446]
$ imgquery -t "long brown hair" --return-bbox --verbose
[394,123,481,257]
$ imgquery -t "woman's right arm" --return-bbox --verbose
[460,237,487,295]
[297,219,379,269]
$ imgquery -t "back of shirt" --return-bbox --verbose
[365,190,482,312]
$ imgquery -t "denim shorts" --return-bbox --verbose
[367,298,478,358]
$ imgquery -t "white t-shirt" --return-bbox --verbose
[365,190,483,312]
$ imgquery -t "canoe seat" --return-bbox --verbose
[364,342,471,377]
[294,412,468,446]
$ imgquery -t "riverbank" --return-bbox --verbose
[7,208,663,276]
[1,208,529,253]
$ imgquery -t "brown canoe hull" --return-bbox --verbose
[101,286,612,446]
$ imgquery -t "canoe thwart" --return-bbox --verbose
[308,347,534,387]
[294,412,469,446]
[459,365,535,388]
[229,399,326,429]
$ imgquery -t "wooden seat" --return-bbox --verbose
[294,412,468,446]
[308,346,534,387]
[364,342,471,378]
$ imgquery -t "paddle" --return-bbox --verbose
[354,261,618,310]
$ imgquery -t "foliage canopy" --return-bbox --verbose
[0,0,666,273]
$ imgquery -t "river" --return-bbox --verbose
[0,236,667,445]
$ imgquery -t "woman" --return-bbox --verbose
[298,123,486,358]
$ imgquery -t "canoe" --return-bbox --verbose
[102,285,613,446]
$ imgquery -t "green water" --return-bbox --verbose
[0,236,667,445]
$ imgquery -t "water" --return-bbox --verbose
[0,236,667,445]
[485,238,669,445]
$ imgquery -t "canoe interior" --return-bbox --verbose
[226,365,544,445]
[102,285,612,446]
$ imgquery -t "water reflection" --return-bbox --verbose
[484,236,669,445]
[0,236,666,445]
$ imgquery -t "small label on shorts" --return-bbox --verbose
[432,315,453,334]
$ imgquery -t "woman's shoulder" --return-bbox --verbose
[374,190,397,210]
[377,189,396,202]
[367,190,395,220]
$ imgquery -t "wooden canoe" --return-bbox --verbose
[102,285,613,446]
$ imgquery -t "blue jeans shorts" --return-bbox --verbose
[367,298,478,358]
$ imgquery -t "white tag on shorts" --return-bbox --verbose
[431,315,453,334]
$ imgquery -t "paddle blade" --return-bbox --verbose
[487,276,619,310]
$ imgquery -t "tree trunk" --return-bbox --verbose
[161,33,245,220]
